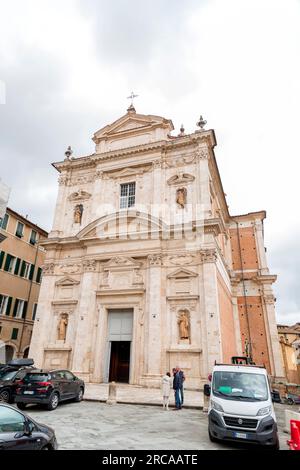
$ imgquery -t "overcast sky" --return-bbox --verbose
[0,0,299,325]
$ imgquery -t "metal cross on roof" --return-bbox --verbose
[127,91,139,106]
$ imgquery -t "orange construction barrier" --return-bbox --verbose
[287,420,300,450]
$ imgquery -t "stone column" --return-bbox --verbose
[231,284,243,356]
[51,172,69,236]
[29,263,56,367]
[200,249,222,375]
[254,219,269,275]
[71,260,98,380]
[144,254,163,383]
[262,292,285,380]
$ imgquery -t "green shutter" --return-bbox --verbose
[29,264,35,281]
[11,328,18,340]
[36,267,42,283]
[0,251,5,269]
[6,297,12,316]
[4,254,12,272]
[22,301,28,319]
[20,260,26,277]
[12,299,19,317]
[14,258,21,275]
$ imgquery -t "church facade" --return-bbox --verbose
[29,106,285,388]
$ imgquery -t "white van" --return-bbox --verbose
[204,363,279,449]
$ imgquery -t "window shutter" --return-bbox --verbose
[6,297,12,316]
[20,260,26,277]
[14,258,21,275]
[13,299,19,317]
[4,254,12,272]
[22,301,28,319]
[0,251,5,269]
[36,267,42,283]
[29,264,35,281]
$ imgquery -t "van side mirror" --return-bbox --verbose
[204,384,211,397]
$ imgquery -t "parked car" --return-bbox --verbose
[15,369,85,411]
[285,393,300,405]
[0,359,35,404]
[0,403,57,450]
[204,363,280,449]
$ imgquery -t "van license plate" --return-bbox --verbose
[24,391,34,395]
[234,432,247,439]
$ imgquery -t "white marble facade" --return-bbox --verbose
[29,107,285,388]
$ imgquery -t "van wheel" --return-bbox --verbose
[287,398,294,405]
[74,387,84,403]
[47,392,59,411]
[0,389,10,403]
[16,403,27,410]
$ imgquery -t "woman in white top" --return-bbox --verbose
[161,372,172,410]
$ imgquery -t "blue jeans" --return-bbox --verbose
[175,388,182,408]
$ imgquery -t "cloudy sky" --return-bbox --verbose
[0,0,299,325]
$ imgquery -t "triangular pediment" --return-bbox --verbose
[93,110,174,146]
[55,276,80,287]
[167,268,198,279]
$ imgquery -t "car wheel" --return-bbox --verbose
[74,387,84,402]
[0,389,10,403]
[287,398,294,405]
[47,392,59,411]
[16,403,27,410]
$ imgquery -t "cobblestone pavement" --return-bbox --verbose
[18,401,297,450]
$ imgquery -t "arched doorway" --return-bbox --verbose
[23,347,29,358]
[5,345,14,363]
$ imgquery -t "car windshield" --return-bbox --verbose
[24,374,50,382]
[0,370,17,381]
[212,371,269,401]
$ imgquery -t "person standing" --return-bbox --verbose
[173,366,184,410]
[161,372,172,410]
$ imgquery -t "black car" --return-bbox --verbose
[0,360,35,404]
[0,403,57,450]
[15,369,85,410]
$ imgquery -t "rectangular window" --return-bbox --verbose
[0,295,8,315]
[29,230,37,245]
[120,182,136,209]
[36,267,42,284]
[11,328,19,340]
[4,254,16,273]
[32,303,38,321]
[15,221,24,238]
[0,251,5,269]
[0,213,9,230]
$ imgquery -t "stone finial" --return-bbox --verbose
[64,146,73,160]
[196,115,207,131]
[178,124,185,136]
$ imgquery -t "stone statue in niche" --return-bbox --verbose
[57,314,68,341]
[178,310,190,340]
[74,204,83,224]
[176,187,187,208]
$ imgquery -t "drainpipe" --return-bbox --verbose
[17,239,39,357]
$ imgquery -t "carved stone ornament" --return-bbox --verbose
[148,254,162,266]
[58,264,81,275]
[195,148,209,160]
[42,263,55,276]
[83,259,97,272]
[167,173,195,186]
[58,175,69,186]
[68,189,91,201]
[264,294,276,305]
[200,249,217,263]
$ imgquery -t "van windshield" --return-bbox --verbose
[212,371,269,401]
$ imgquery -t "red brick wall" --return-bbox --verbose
[217,274,237,362]
[237,296,271,373]
[230,225,259,273]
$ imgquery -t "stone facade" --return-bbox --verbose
[29,107,285,388]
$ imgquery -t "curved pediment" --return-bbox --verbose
[76,210,167,240]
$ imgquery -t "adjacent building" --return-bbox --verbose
[278,323,300,385]
[0,208,48,362]
[29,106,285,388]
